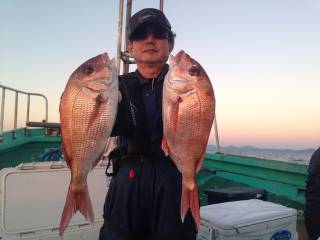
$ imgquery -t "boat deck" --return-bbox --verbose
[0,128,311,239]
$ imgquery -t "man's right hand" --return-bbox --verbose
[118,90,122,103]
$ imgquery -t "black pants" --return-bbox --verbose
[99,157,197,240]
[305,214,320,240]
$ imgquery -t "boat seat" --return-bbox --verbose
[27,121,60,129]
[205,186,267,204]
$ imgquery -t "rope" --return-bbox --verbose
[41,148,62,161]
[214,113,222,153]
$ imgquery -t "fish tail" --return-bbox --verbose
[190,184,200,231]
[181,183,200,231]
[59,184,94,236]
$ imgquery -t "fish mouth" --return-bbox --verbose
[101,52,110,61]
[85,53,111,69]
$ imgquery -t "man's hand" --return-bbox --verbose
[118,90,122,103]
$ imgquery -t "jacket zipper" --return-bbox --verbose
[151,78,155,91]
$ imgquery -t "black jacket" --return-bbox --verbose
[111,65,169,156]
[305,147,320,216]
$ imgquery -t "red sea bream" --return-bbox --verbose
[162,50,215,230]
[59,53,118,235]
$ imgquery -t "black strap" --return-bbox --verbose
[117,154,173,166]
[105,157,117,177]
[109,146,128,159]
[105,146,128,177]
[105,151,172,177]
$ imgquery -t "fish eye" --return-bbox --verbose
[83,65,94,75]
[188,65,200,76]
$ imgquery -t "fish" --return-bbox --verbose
[161,50,215,230]
[59,53,118,235]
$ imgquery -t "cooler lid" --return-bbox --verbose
[0,161,109,235]
[200,199,297,230]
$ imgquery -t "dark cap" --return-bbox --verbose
[128,8,172,40]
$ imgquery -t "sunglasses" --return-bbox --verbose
[130,27,169,41]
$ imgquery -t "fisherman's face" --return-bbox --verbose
[129,24,172,66]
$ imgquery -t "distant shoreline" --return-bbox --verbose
[206,145,315,164]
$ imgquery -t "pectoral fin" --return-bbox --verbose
[96,92,109,103]
[169,94,181,105]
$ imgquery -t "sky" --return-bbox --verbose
[0,0,319,150]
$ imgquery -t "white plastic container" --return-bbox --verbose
[0,161,110,240]
[197,199,297,240]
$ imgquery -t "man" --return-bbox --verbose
[305,147,320,240]
[99,8,197,240]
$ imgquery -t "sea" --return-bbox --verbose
[206,145,316,165]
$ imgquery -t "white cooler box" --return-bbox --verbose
[197,199,297,240]
[0,161,110,240]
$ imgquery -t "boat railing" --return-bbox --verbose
[0,84,54,142]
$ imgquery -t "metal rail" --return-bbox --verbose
[0,84,48,141]
[123,0,132,74]
[116,0,124,74]
[214,114,222,153]
[159,0,164,11]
